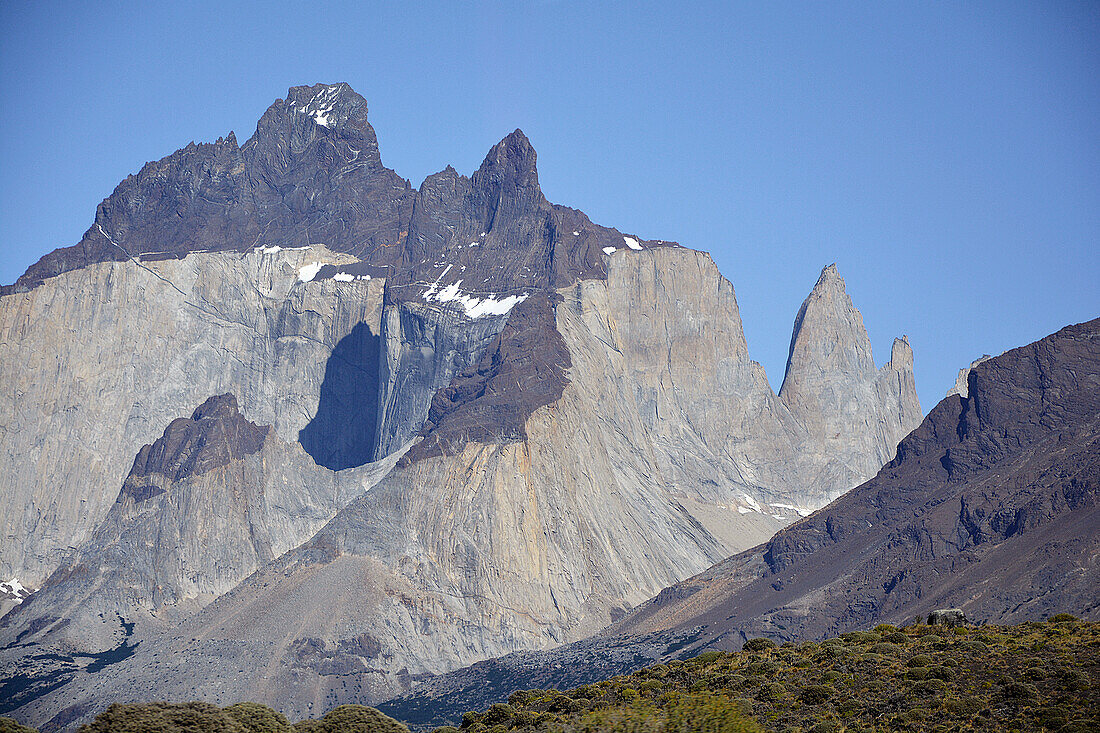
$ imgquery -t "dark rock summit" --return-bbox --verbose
[6,83,416,293]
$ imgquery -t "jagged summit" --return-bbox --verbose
[781,262,875,392]
[0,85,929,728]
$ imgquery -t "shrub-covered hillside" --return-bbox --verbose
[449,618,1098,732]
[0,619,1095,732]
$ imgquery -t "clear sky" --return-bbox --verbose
[1,1,1097,409]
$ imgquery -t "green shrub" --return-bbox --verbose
[799,685,835,705]
[883,631,909,645]
[870,642,900,656]
[1035,706,1070,729]
[1023,666,1047,680]
[0,719,38,733]
[1049,613,1079,623]
[810,722,839,733]
[694,650,724,665]
[1000,682,1039,700]
[928,666,955,681]
[743,638,776,652]
[80,702,244,733]
[664,692,761,733]
[307,706,408,733]
[429,728,459,733]
[1061,669,1090,691]
[905,667,931,680]
[959,640,988,653]
[755,682,786,702]
[910,679,947,696]
[480,704,515,727]
[223,704,290,733]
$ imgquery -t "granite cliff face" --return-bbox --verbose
[380,319,1099,730]
[779,264,921,507]
[612,318,1099,644]
[0,84,923,729]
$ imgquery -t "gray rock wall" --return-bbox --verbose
[0,246,383,585]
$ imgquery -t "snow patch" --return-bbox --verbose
[422,272,528,319]
[740,494,763,513]
[297,262,323,282]
[295,84,343,128]
[623,236,642,250]
[602,246,618,255]
[1,577,31,603]
[333,272,355,282]
[769,502,811,517]
[572,231,580,236]
[737,506,752,515]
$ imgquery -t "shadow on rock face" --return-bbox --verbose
[299,322,381,470]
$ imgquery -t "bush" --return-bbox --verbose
[80,702,244,733]
[223,704,291,733]
[1000,682,1039,700]
[907,655,933,667]
[928,665,955,681]
[799,685,835,705]
[480,704,515,727]
[694,650,724,665]
[1061,669,1090,691]
[0,719,37,733]
[743,638,776,652]
[755,682,786,701]
[664,692,761,733]
[311,706,408,733]
[1049,613,1079,623]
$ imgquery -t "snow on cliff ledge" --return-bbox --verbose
[423,266,528,319]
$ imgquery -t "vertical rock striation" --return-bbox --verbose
[779,264,922,505]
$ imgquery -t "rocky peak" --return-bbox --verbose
[780,264,876,394]
[889,335,914,370]
[121,394,269,502]
[945,354,992,399]
[248,82,384,172]
[474,129,541,195]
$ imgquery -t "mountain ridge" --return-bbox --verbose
[0,83,925,730]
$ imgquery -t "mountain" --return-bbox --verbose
[0,84,921,729]
[380,318,1099,727]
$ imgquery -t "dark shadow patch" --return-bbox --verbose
[299,322,381,470]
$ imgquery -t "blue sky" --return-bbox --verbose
[1,1,1097,409]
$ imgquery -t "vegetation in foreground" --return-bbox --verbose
[1,618,1095,732]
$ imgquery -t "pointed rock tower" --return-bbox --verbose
[779,264,922,503]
